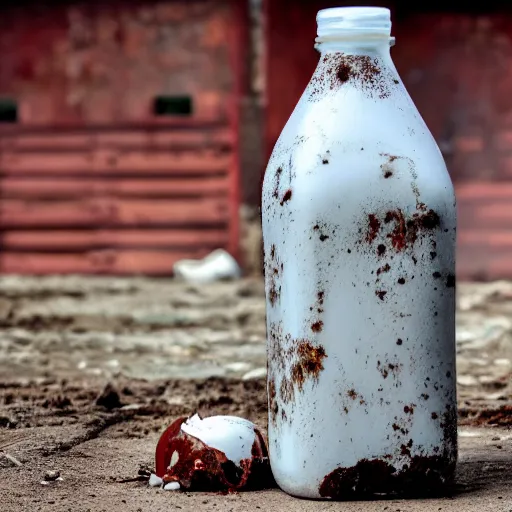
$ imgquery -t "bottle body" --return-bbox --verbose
[262,44,457,498]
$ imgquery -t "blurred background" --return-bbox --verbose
[0,0,511,278]
[0,0,510,385]
[0,1,510,507]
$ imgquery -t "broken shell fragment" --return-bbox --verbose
[155,414,271,491]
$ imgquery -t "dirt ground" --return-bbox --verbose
[0,276,511,511]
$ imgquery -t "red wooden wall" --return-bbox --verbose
[266,0,512,280]
[0,0,248,275]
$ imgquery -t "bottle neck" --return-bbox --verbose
[315,36,394,57]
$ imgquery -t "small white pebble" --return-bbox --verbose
[163,481,180,491]
[494,358,511,367]
[77,361,87,370]
[458,430,481,438]
[40,481,49,486]
[457,375,478,387]
[148,474,163,487]
[242,367,267,381]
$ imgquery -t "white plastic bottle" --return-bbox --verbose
[262,7,457,499]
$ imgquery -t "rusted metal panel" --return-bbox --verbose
[0,197,228,228]
[0,0,247,275]
[2,229,228,251]
[1,176,229,199]
[0,250,211,275]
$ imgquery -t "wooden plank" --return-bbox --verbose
[0,198,228,228]
[2,229,228,250]
[0,151,232,175]
[0,249,210,275]
[456,182,512,200]
[0,176,229,199]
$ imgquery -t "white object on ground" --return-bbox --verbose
[149,473,163,487]
[163,481,181,491]
[242,367,267,380]
[173,249,241,283]
[180,414,257,466]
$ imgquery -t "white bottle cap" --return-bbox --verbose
[317,7,392,39]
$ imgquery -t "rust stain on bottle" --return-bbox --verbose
[319,454,455,498]
[375,290,387,300]
[310,54,393,100]
[366,214,381,243]
[376,263,391,276]
[311,321,323,333]
[280,189,292,206]
[272,167,282,200]
[291,341,327,392]
[265,244,282,307]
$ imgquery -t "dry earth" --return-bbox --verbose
[0,276,511,511]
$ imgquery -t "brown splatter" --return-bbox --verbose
[319,455,455,498]
[265,244,282,307]
[309,54,393,101]
[446,275,455,288]
[291,341,327,391]
[366,214,381,243]
[311,321,323,333]
[272,167,282,200]
[381,154,398,179]
[375,290,387,300]
[337,62,352,83]
[280,378,294,404]
[377,244,386,256]
[404,405,415,415]
[280,189,292,206]
[347,389,358,400]
[377,263,391,276]
[384,208,441,252]
[268,378,278,424]
[397,277,406,285]
[401,439,413,456]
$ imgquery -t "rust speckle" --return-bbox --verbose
[347,389,357,400]
[280,189,292,206]
[319,455,455,498]
[268,378,278,424]
[396,338,403,346]
[377,263,391,276]
[446,275,455,288]
[392,423,400,431]
[404,405,415,415]
[309,54,392,101]
[366,214,381,243]
[384,170,393,178]
[375,290,387,301]
[291,341,327,391]
[379,208,441,253]
[265,244,282,307]
[431,412,439,420]
[272,167,282,200]
[311,321,324,333]
[336,62,352,83]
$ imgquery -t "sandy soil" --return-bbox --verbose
[0,277,511,511]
